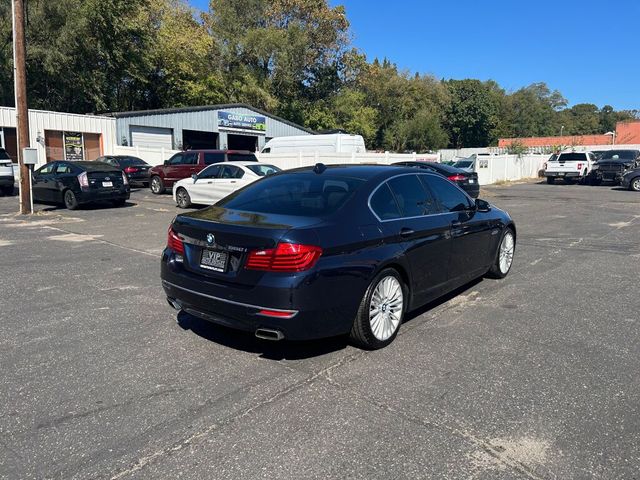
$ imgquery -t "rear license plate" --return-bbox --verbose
[200,249,228,272]
[468,179,475,184]
[557,172,565,176]
[102,181,113,187]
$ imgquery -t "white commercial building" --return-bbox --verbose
[0,106,117,168]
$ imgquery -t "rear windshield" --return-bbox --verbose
[600,150,638,160]
[0,148,10,160]
[228,153,257,162]
[218,173,365,216]
[453,160,472,168]
[73,161,120,172]
[116,156,147,166]
[557,153,587,161]
[246,164,281,176]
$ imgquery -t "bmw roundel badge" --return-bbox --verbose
[206,233,215,245]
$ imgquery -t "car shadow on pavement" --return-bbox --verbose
[176,311,349,360]
[37,201,137,212]
[404,277,483,323]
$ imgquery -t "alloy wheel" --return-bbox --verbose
[369,276,404,341]
[151,177,161,193]
[632,178,640,192]
[177,189,189,208]
[499,231,515,274]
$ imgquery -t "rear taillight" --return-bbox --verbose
[167,226,184,255]
[543,162,548,170]
[447,174,466,182]
[245,243,322,272]
[124,166,139,173]
[577,163,583,170]
[121,171,129,185]
[78,171,89,189]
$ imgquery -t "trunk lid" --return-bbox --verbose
[87,169,124,191]
[172,206,323,285]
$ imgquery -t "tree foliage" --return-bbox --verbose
[0,0,636,150]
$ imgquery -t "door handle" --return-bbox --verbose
[399,227,414,238]
[451,220,462,227]
[230,180,237,184]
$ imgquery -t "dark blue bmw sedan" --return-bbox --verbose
[161,164,516,349]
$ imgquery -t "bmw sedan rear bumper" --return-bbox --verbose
[160,250,364,340]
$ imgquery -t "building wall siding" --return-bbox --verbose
[115,106,310,151]
[0,106,117,167]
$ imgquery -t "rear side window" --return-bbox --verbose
[387,174,438,217]
[558,153,587,161]
[0,148,10,160]
[424,175,472,213]
[246,164,281,176]
[183,152,199,165]
[218,173,365,216]
[370,183,401,220]
[55,163,74,174]
[204,152,225,165]
[228,153,257,162]
[220,165,244,179]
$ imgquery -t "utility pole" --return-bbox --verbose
[12,0,32,214]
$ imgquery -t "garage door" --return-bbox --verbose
[130,126,173,149]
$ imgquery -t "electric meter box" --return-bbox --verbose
[22,148,38,165]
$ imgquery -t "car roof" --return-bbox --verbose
[67,161,120,171]
[393,161,463,174]
[185,149,255,154]
[283,163,439,182]
[208,161,271,168]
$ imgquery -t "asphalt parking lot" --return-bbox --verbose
[1,182,639,479]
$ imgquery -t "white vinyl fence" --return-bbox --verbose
[110,144,546,186]
[474,154,547,185]
[256,151,438,170]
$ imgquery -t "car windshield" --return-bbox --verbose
[218,173,365,216]
[117,156,147,166]
[228,153,258,162]
[558,153,587,161]
[245,164,281,176]
[600,150,637,160]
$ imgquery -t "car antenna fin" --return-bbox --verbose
[313,163,326,174]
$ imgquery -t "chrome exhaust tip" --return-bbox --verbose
[167,298,182,310]
[255,328,284,341]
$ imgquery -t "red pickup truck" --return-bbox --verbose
[149,150,258,194]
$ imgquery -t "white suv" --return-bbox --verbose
[544,151,596,184]
[0,148,15,195]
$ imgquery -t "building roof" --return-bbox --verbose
[107,103,315,134]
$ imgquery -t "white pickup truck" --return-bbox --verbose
[544,151,596,184]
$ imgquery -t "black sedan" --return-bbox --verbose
[32,161,130,210]
[621,166,640,191]
[392,161,480,198]
[97,155,151,187]
[161,164,515,349]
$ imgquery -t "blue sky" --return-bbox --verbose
[189,0,639,110]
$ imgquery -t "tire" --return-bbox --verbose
[349,268,406,350]
[112,198,126,207]
[546,176,555,184]
[487,228,516,279]
[150,176,164,194]
[1,186,13,196]
[590,176,602,186]
[630,177,640,192]
[563,177,575,185]
[175,187,191,208]
[63,190,79,210]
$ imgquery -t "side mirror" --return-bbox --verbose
[475,198,491,212]
[191,173,198,183]
[163,160,169,166]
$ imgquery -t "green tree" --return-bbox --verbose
[443,79,499,148]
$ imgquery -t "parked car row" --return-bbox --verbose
[544,149,640,191]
